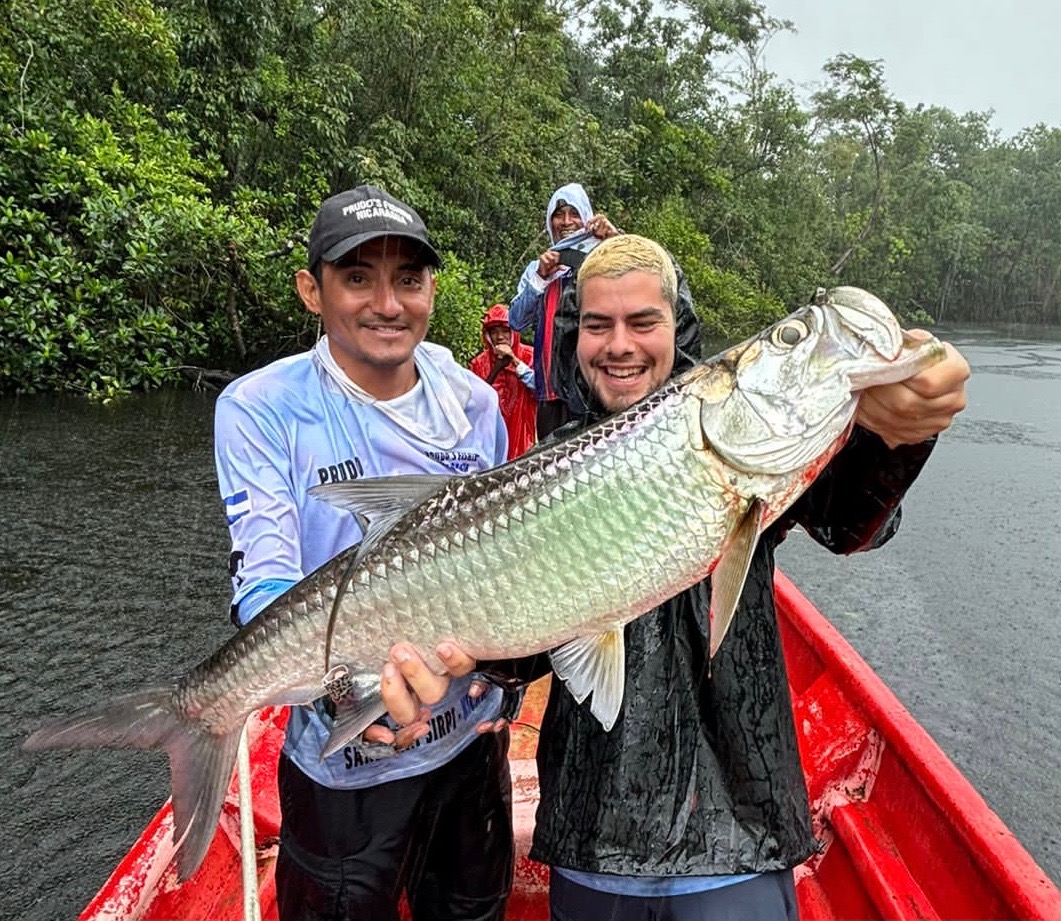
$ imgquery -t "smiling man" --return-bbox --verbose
[213,186,515,921]
[380,233,970,921]
[574,239,679,412]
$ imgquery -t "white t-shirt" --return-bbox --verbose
[214,341,509,788]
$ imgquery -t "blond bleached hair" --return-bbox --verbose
[575,234,678,313]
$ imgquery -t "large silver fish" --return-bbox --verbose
[25,286,944,882]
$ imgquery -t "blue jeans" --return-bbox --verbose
[549,868,799,921]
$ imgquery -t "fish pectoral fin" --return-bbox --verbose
[310,475,453,561]
[708,497,765,657]
[309,474,452,521]
[320,695,388,760]
[549,629,626,731]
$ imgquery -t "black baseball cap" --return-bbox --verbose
[307,185,442,271]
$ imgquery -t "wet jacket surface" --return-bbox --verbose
[470,304,537,460]
[508,183,595,402]
[494,284,937,877]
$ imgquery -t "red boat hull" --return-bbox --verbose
[81,574,1060,921]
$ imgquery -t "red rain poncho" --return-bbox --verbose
[469,304,537,460]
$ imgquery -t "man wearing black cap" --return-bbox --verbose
[214,185,515,920]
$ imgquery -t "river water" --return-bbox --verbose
[2,326,1058,919]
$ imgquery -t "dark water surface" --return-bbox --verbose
[2,328,1059,919]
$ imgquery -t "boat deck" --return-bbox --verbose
[80,575,1061,921]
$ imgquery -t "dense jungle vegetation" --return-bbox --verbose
[2,0,1059,398]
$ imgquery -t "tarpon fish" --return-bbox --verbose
[25,287,945,882]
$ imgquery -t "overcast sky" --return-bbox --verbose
[754,0,1061,138]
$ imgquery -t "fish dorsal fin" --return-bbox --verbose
[310,475,453,559]
[709,498,765,657]
[549,628,626,731]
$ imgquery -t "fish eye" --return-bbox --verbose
[771,319,810,348]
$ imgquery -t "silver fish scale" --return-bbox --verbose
[327,374,741,676]
[177,554,348,730]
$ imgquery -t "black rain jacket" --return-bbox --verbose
[491,273,936,877]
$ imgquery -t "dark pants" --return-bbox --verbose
[275,732,514,921]
[549,869,799,921]
[536,399,570,440]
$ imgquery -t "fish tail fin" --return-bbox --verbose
[24,688,243,882]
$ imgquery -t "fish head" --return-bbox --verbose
[692,286,946,477]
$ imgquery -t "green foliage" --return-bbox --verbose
[0,0,1057,398]
[429,253,497,366]
[633,196,786,345]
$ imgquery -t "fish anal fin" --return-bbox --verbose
[549,629,626,731]
[709,497,765,658]
[320,672,388,759]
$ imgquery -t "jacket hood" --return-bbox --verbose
[546,183,594,244]
[481,303,519,350]
[550,254,703,419]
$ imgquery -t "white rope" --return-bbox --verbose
[237,724,262,921]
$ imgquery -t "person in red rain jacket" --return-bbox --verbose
[469,304,537,460]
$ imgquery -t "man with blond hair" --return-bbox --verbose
[384,233,970,920]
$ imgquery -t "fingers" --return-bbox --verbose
[856,389,962,446]
[392,718,431,750]
[437,641,478,678]
[856,341,969,447]
[856,396,960,447]
[903,342,970,400]
[476,718,509,735]
[380,658,423,726]
[361,722,396,746]
[537,249,560,277]
[389,642,450,706]
[362,706,430,750]
[587,214,618,239]
[380,640,478,724]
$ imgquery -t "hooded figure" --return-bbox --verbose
[508,182,619,438]
[469,304,537,460]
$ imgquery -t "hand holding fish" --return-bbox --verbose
[374,641,504,742]
[855,332,970,448]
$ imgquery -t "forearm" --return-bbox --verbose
[508,265,548,331]
[786,427,937,554]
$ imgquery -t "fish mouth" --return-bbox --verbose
[848,332,947,391]
[821,287,948,390]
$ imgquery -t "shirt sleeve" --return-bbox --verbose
[493,409,509,464]
[513,361,535,389]
[780,427,937,555]
[214,393,307,626]
[508,262,549,331]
